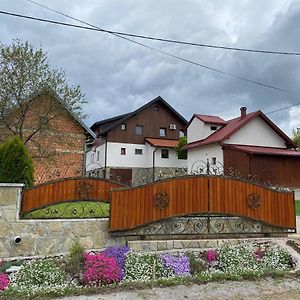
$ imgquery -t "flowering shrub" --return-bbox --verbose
[84,252,122,286]
[217,243,292,274]
[10,259,66,288]
[0,273,9,291]
[159,254,190,276]
[124,252,173,282]
[205,249,218,263]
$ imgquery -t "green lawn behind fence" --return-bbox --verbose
[21,201,110,219]
[296,200,300,216]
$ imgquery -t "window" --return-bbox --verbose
[135,148,143,155]
[160,128,166,137]
[179,130,185,138]
[121,148,126,155]
[90,152,94,163]
[210,126,217,131]
[135,125,143,136]
[161,149,169,159]
[121,124,126,130]
[211,157,217,165]
[96,151,99,161]
[154,105,159,111]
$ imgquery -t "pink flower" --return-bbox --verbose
[206,249,217,263]
[254,248,264,261]
[0,273,10,291]
[84,252,122,286]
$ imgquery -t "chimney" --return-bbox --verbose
[240,107,247,118]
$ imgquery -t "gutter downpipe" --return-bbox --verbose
[152,147,158,182]
[104,137,108,179]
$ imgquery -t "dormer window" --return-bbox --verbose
[210,126,217,131]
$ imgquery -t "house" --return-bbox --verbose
[185,107,300,187]
[0,92,96,184]
[86,96,188,185]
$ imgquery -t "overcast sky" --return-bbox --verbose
[1,0,300,135]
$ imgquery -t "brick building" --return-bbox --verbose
[0,92,95,184]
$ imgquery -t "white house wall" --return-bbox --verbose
[86,144,106,171]
[155,148,187,168]
[90,142,188,169]
[188,118,223,143]
[225,117,286,148]
[187,144,223,173]
[188,118,204,143]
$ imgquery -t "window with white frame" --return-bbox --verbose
[160,128,166,137]
[135,148,143,155]
[121,148,126,155]
[161,149,169,159]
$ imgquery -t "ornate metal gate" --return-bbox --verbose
[109,175,296,237]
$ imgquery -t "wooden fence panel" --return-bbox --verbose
[110,176,209,231]
[209,177,295,228]
[110,175,295,232]
[21,177,124,213]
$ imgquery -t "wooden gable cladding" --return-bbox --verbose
[106,102,186,144]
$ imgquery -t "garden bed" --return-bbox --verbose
[0,241,297,299]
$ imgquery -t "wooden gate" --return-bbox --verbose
[109,175,296,236]
[21,177,125,213]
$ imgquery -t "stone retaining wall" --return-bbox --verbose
[0,184,124,259]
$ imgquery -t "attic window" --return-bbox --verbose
[121,124,126,130]
[210,126,217,131]
[154,105,159,111]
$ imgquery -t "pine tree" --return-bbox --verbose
[0,136,34,186]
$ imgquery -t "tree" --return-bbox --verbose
[0,40,86,145]
[292,129,300,149]
[175,136,187,159]
[0,136,34,186]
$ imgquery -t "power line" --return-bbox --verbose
[3,2,300,114]
[2,5,300,56]
[3,6,300,98]
[266,102,300,115]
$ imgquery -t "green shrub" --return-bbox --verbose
[175,136,187,159]
[65,241,85,279]
[0,136,34,186]
[185,252,206,274]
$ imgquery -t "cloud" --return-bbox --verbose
[1,0,299,135]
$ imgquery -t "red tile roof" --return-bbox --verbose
[185,110,297,150]
[145,138,178,148]
[195,114,227,125]
[224,144,300,156]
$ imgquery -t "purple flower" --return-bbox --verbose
[160,254,190,276]
[102,245,130,279]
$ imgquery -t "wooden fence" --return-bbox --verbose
[110,175,296,232]
[21,177,124,213]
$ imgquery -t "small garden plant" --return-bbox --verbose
[0,241,296,298]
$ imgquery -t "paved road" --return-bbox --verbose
[59,277,300,300]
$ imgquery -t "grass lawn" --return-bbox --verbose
[21,201,110,219]
[296,200,300,216]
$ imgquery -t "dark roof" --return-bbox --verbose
[185,110,297,150]
[223,144,300,157]
[195,114,227,125]
[90,96,188,136]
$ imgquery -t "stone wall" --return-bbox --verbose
[0,184,125,259]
